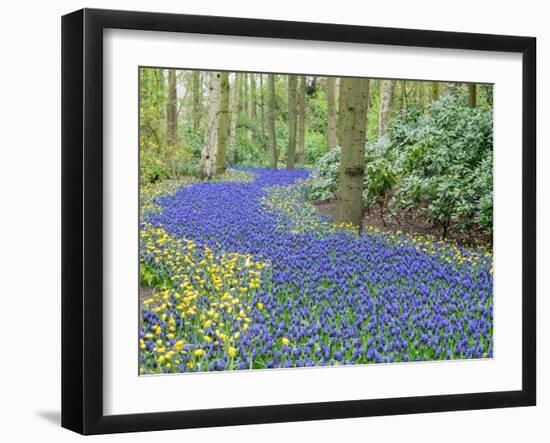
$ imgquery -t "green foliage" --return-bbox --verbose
[232,128,268,167]
[140,148,171,184]
[389,95,493,236]
[363,139,398,210]
[303,148,340,201]
[304,95,493,237]
[140,261,170,287]
[305,131,328,165]
[180,127,205,161]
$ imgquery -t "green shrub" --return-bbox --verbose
[304,94,493,237]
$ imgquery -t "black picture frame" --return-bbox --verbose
[62,8,536,435]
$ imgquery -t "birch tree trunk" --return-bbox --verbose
[327,76,337,151]
[199,72,222,179]
[468,83,477,107]
[229,73,240,152]
[192,71,201,132]
[378,79,394,137]
[267,74,277,169]
[216,72,230,175]
[296,75,306,166]
[286,75,298,169]
[336,77,369,232]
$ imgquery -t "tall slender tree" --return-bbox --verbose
[286,76,298,169]
[229,73,240,152]
[157,69,165,120]
[199,72,222,179]
[418,81,430,108]
[296,75,306,166]
[267,74,277,169]
[326,76,337,151]
[378,79,394,137]
[166,70,178,149]
[250,73,257,119]
[192,71,201,132]
[248,73,256,140]
[336,77,370,232]
[431,81,439,101]
[259,74,266,146]
[400,80,408,109]
[468,83,477,107]
[338,78,345,147]
[242,73,249,114]
[216,72,230,174]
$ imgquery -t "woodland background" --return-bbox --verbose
[141,70,493,243]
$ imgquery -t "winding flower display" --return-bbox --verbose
[139,170,493,374]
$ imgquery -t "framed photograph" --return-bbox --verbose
[62,8,536,435]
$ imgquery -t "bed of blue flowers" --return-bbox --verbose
[139,169,493,374]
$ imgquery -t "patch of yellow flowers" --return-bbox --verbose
[382,228,493,271]
[139,223,270,374]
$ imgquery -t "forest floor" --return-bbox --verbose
[312,200,491,248]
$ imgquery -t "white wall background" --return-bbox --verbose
[0,0,546,441]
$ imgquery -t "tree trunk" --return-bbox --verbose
[167,70,177,148]
[378,79,393,137]
[296,75,306,166]
[229,73,240,152]
[338,78,344,147]
[192,71,201,132]
[250,73,257,119]
[199,72,222,179]
[286,75,298,169]
[327,76,337,151]
[267,74,277,169]
[418,81,427,108]
[242,73,249,113]
[431,82,439,101]
[336,78,369,232]
[247,73,256,140]
[157,69,165,120]
[216,72,230,174]
[259,74,266,148]
[468,83,477,107]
